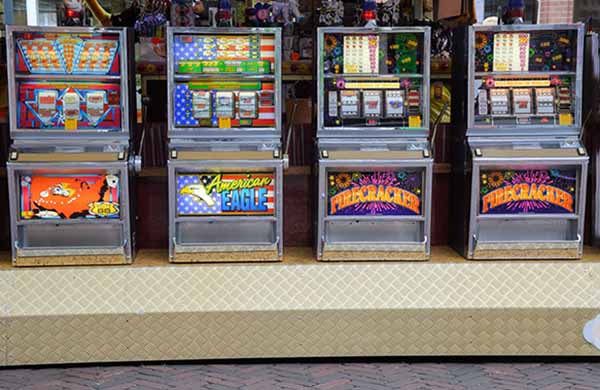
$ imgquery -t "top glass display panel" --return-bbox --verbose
[168,28,281,140]
[6,27,131,139]
[12,30,122,76]
[474,29,577,73]
[317,27,430,138]
[322,32,425,76]
[468,24,584,135]
[173,33,275,76]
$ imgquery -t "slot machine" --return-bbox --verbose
[316,27,432,261]
[5,26,139,266]
[452,23,587,260]
[166,27,285,262]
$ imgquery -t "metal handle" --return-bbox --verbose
[129,154,142,175]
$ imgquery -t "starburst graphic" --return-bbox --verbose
[506,170,553,213]
[353,172,401,215]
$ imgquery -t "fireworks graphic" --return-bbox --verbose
[354,172,401,215]
[328,171,422,216]
[335,173,352,189]
[481,169,577,214]
[487,172,504,188]
[549,169,577,192]
[505,170,553,213]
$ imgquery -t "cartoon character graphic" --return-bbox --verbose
[20,174,120,219]
[42,183,76,198]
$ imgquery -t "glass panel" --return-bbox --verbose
[479,167,578,215]
[172,33,277,130]
[473,76,576,127]
[13,31,121,75]
[474,30,577,73]
[173,34,274,75]
[19,172,121,220]
[322,31,426,129]
[327,169,423,216]
[15,80,122,131]
[177,172,276,216]
[472,29,578,129]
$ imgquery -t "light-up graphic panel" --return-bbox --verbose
[322,32,425,129]
[177,173,275,216]
[16,81,121,130]
[172,33,277,130]
[20,173,121,220]
[173,82,275,128]
[173,34,274,74]
[14,32,121,75]
[472,29,579,128]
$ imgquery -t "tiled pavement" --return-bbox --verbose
[1,362,600,390]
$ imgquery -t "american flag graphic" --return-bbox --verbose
[177,173,275,216]
[172,34,276,128]
[174,36,218,61]
[173,83,275,127]
[174,35,274,63]
[174,83,197,126]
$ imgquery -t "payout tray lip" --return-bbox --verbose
[472,148,587,159]
[10,152,129,163]
[324,150,431,160]
[171,150,279,161]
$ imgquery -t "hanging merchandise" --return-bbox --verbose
[318,0,344,26]
[361,0,377,26]
[84,0,169,37]
[377,0,401,27]
[430,24,453,73]
[171,0,196,27]
[271,0,304,26]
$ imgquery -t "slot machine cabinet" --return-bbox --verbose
[5,26,139,266]
[316,27,432,261]
[167,27,285,262]
[452,24,588,260]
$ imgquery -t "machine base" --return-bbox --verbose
[472,248,580,260]
[14,254,129,267]
[172,250,280,263]
[321,250,428,261]
[1,246,600,365]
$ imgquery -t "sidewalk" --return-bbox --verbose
[1,361,600,389]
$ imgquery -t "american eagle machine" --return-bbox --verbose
[316,27,432,261]
[452,23,588,259]
[5,26,139,266]
[166,27,285,262]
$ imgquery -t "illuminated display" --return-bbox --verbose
[16,81,121,130]
[322,32,424,129]
[20,174,120,220]
[177,173,275,216]
[480,169,577,214]
[473,29,577,128]
[14,32,121,75]
[475,30,575,73]
[172,33,276,129]
[173,34,274,73]
[11,31,124,132]
[327,171,422,216]
[174,83,275,128]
